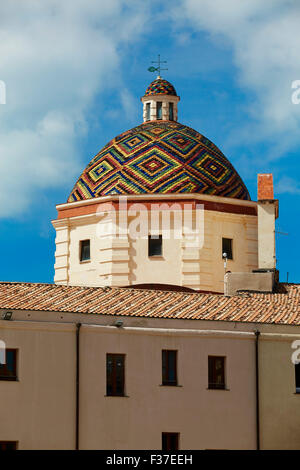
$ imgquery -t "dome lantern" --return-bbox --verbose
[141,77,180,122]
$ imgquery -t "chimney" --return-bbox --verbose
[257,174,278,271]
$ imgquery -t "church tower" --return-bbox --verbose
[52,75,277,292]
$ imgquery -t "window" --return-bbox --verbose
[162,433,179,451]
[222,238,233,260]
[148,235,162,257]
[80,240,90,262]
[0,441,18,451]
[146,102,151,121]
[162,350,177,386]
[0,349,17,381]
[208,356,226,390]
[156,101,162,120]
[295,363,300,393]
[106,354,125,396]
[169,102,174,121]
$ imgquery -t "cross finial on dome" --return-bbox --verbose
[148,54,168,79]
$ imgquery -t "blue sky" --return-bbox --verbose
[0,0,299,284]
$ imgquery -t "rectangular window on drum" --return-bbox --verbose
[80,240,90,262]
[156,102,162,120]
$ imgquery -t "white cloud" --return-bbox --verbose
[176,0,300,151]
[0,0,149,217]
[276,176,300,195]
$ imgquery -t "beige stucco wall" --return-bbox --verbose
[79,325,256,450]
[1,311,300,449]
[259,335,300,449]
[53,195,258,292]
[0,322,76,450]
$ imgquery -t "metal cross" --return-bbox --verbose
[148,54,168,76]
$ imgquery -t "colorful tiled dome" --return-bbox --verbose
[68,121,250,202]
[145,78,177,97]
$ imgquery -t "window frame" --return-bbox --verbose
[156,101,162,120]
[0,441,18,451]
[222,237,233,260]
[79,239,91,263]
[145,102,151,121]
[148,235,163,258]
[162,350,178,386]
[208,355,226,390]
[295,362,300,393]
[106,353,125,397]
[169,102,174,121]
[162,432,179,451]
[0,349,17,381]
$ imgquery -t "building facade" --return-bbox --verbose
[0,76,299,450]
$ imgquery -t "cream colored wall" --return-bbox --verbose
[1,311,300,449]
[0,322,76,450]
[259,336,300,449]
[257,202,276,269]
[79,325,257,450]
[53,201,258,292]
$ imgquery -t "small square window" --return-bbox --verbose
[208,356,226,390]
[222,238,233,260]
[162,350,177,386]
[0,349,17,381]
[106,354,125,397]
[162,433,179,451]
[148,235,162,257]
[0,441,18,450]
[156,102,162,120]
[80,240,90,262]
[295,363,300,393]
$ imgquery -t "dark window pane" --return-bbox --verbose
[169,103,174,121]
[146,103,150,121]
[0,441,17,451]
[106,354,125,396]
[162,433,179,451]
[222,238,233,260]
[162,350,177,386]
[295,363,300,392]
[0,349,17,381]
[148,235,162,257]
[208,356,225,390]
[156,102,162,120]
[80,240,90,261]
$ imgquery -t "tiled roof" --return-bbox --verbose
[0,282,299,325]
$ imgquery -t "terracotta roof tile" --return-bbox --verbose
[0,282,299,325]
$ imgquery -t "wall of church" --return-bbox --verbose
[53,203,258,293]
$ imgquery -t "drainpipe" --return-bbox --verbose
[255,330,260,450]
[76,323,81,450]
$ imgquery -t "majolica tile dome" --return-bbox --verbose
[68,79,250,202]
[145,78,177,96]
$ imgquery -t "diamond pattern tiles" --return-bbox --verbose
[68,121,250,202]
